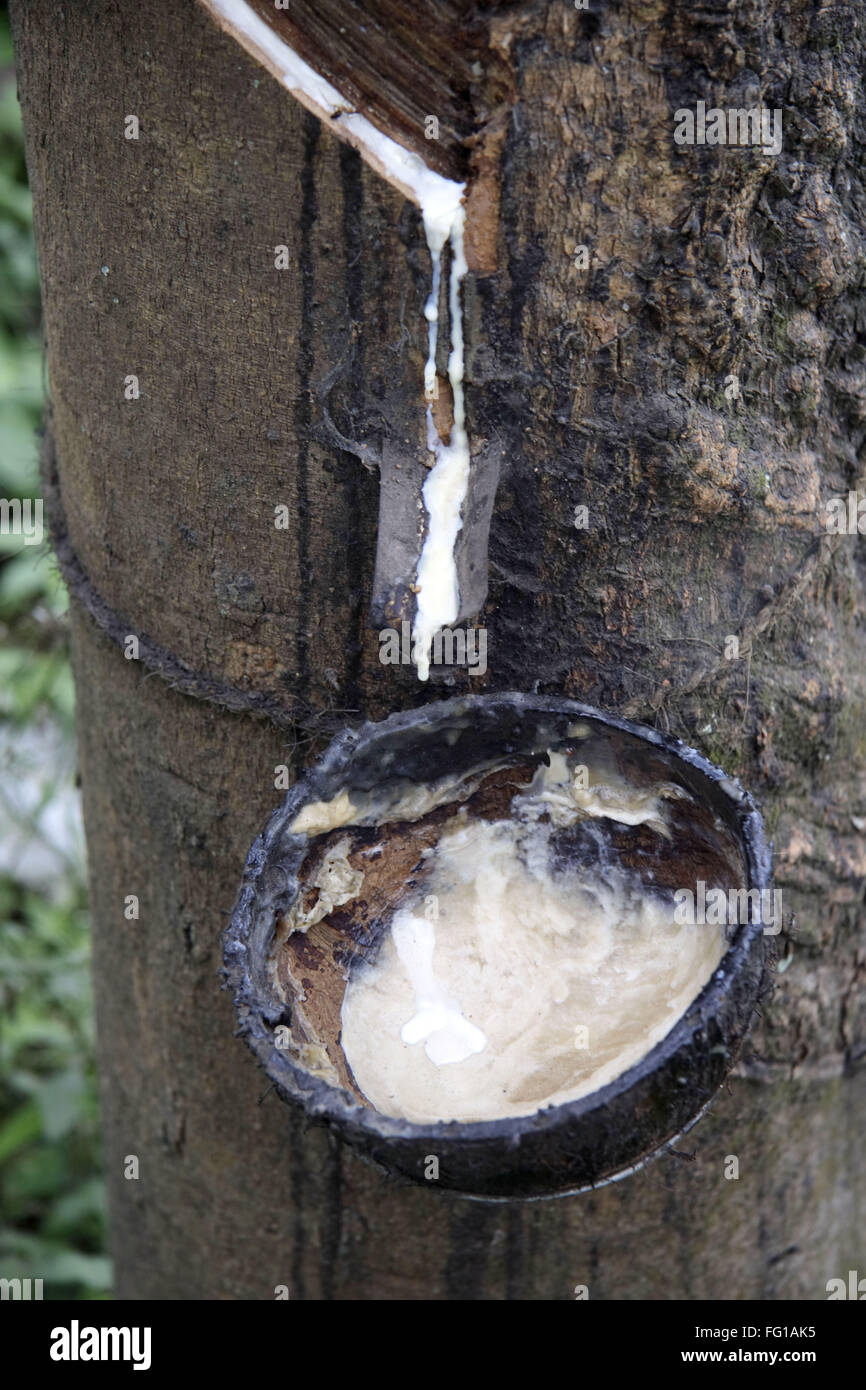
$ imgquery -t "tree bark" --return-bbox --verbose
[11,0,865,1298]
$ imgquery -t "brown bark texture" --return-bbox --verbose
[10,0,866,1298]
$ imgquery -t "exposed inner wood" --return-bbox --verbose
[246,0,488,182]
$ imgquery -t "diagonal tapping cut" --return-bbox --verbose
[198,0,504,680]
[228,0,483,183]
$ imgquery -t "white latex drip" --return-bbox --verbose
[391,908,487,1065]
[413,207,470,680]
[423,255,443,401]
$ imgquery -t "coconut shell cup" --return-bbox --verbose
[224,693,772,1200]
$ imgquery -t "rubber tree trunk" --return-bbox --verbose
[11,0,865,1299]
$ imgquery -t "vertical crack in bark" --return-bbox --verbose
[339,142,367,709]
[294,111,320,701]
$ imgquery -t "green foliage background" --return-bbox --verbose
[0,7,110,1298]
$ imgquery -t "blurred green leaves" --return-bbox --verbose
[0,875,109,1297]
[0,14,49,627]
[0,641,74,725]
[0,57,42,443]
[0,5,70,726]
[0,46,41,340]
[0,9,111,1299]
